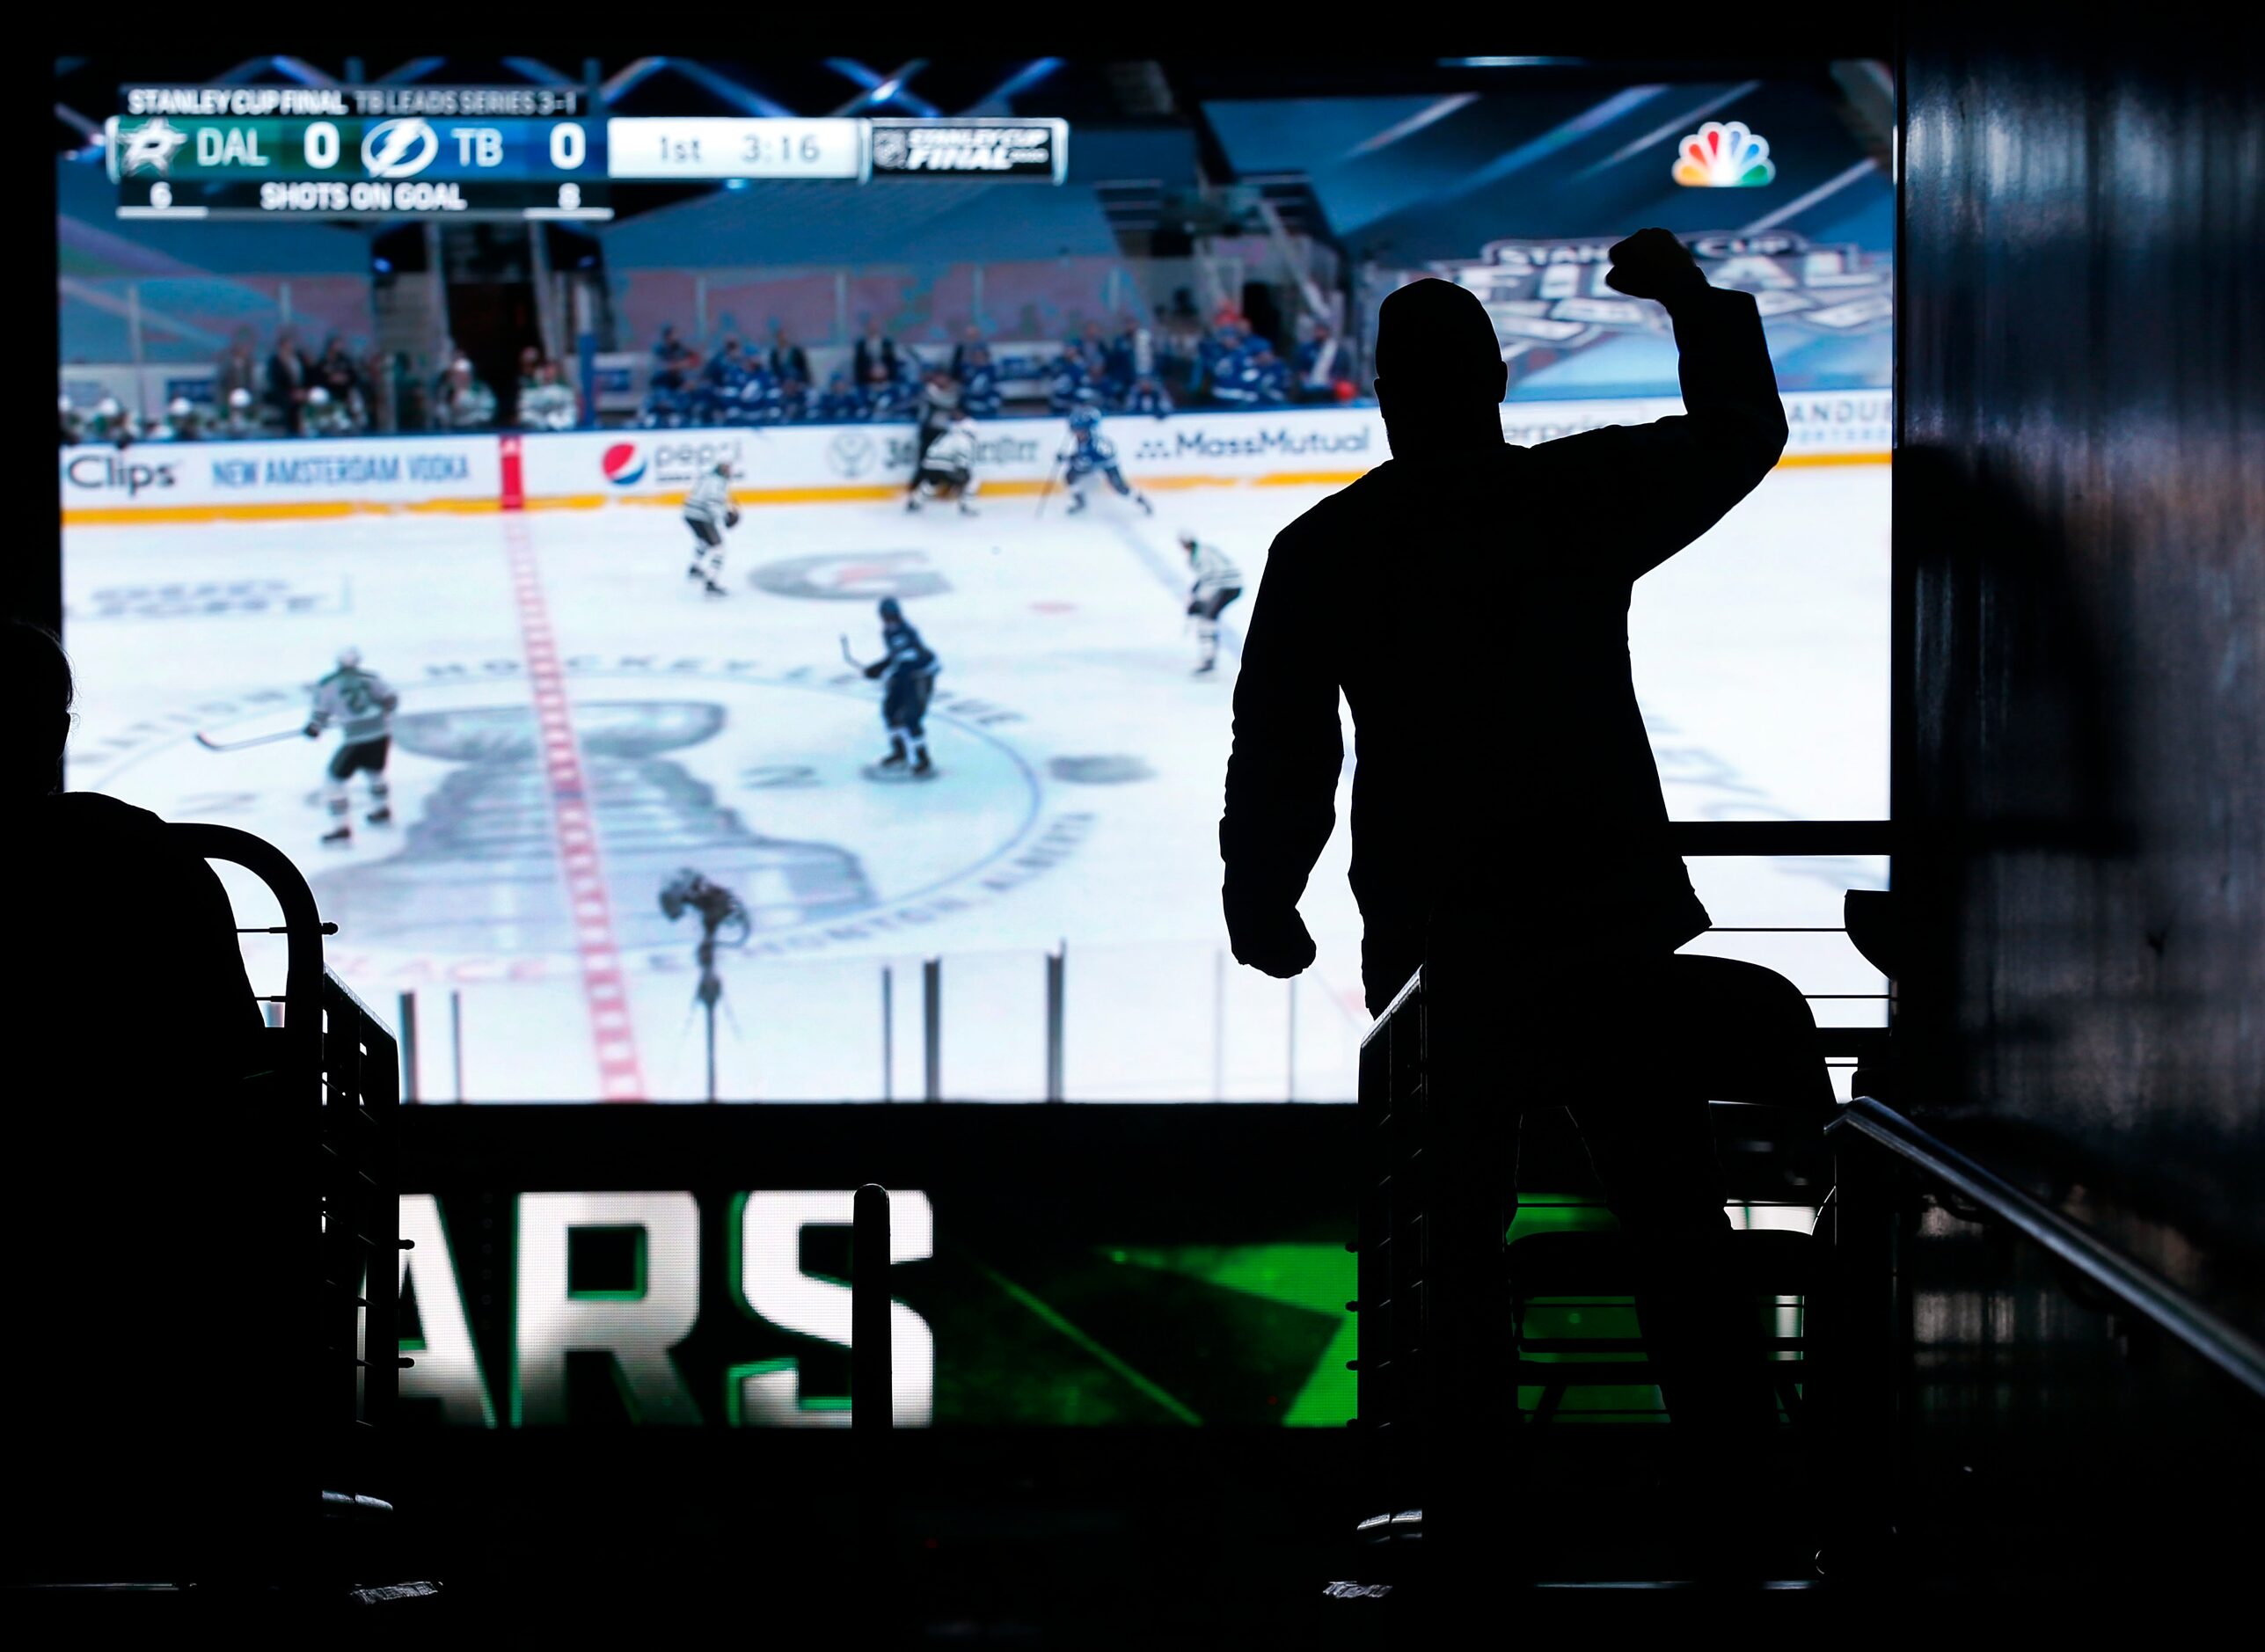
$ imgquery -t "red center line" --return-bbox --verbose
[505,519,647,1101]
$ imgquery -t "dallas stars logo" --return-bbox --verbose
[119,117,190,177]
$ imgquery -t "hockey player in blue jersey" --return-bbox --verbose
[1124,374,1174,418]
[815,372,865,422]
[697,336,753,423]
[1211,340,1290,406]
[861,596,941,777]
[867,360,924,423]
[953,340,1001,418]
[1047,352,1088,414]
[1059,402,1154,516]
[733,362,785,425]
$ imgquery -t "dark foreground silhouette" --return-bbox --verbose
[3,620,272,1580]
[1220,231,1792,1567]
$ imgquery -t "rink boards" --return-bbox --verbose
[58,392,1891,523]
[58,399,1891,1101]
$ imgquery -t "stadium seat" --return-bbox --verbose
[1505,954,1837,1429]
[1351,951,1839,1439]
[1506,1224,1820,1425]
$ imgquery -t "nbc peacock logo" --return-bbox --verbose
[1673,121,1777,188]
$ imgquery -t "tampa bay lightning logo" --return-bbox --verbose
[362,118,439,179]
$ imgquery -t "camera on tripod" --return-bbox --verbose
[660,868,751,1100]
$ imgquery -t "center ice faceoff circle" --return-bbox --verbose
[99,668,1044,969]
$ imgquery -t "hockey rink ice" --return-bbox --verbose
[62,459,1889,1101]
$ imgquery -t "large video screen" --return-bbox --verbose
[56,59,1893,1100]
[391,1107,1367,1429]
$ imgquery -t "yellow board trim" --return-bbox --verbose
[1776,450,1893,468]
[61,495,506,527]
[62,450,1889,527]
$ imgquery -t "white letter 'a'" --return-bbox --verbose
[397,1194,493,1427]
[736,1191,934,1428]
[515,1193,701,1426]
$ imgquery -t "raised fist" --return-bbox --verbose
[1604,228,1706,300]
[1224,886,1317,980]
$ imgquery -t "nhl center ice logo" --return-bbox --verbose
[826,430,878,478]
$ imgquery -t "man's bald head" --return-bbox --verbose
[1375,278,1505,397]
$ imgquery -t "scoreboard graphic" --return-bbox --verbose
[108,110,614,221]
[105,86,1071,221]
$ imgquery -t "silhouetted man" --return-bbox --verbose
[1219,230,1789,1568]
[4,618,264,1102]
[4,620,271,1581]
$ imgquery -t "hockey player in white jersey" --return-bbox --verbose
[305,647,400,844]
[906,414,981,515]
[683,460,740,596]
[1180,530,1245,675]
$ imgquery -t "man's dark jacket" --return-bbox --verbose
[8,791,273,1575]
[1220,281,1788,1012]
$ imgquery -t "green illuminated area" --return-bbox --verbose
[1509,1195,1662,1422]
[390,1190,1809,1428]
[1506,1196,1814,1422]
[935,1243,1355,1427]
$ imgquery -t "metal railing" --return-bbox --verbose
[184,824,406,1496]
[1826,1096,2265,1400]
[1671,818,1895,1074]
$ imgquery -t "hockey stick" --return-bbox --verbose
[195,727,309,753]
[839,634,874,672]
[1034,446,1068,518]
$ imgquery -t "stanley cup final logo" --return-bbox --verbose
[312,700,874,955]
